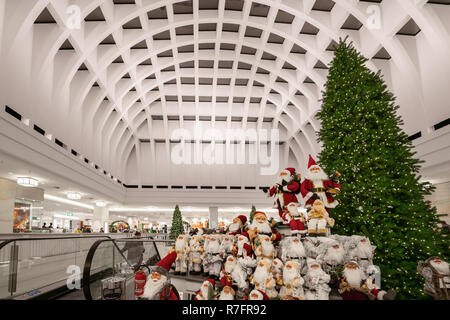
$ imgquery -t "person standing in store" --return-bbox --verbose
[48,223,54,233]
[42,222,47,230]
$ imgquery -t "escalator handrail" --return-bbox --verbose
[0,235,113,251]
[82,238,134,300]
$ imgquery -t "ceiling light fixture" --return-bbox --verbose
[67,192,81,200]
[96,201,107,207]
[17,177,39,187]
[44,194,94,210]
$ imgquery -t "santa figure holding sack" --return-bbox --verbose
[174,234,190,276]
[265,168,301,217]
[301,155,340,211]
[338,261,396,300]
[280,260,305,299]
[282,202,307,236]
[140,249,180,300]
[227,215,247,236]
[195,278,216,300]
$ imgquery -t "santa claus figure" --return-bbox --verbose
[345,235,376,275]
[247,289,269,300]
[282,202,307,236]
[205,235,224,280]
[266,168,301,217]
[281,237,306,269]
[174,234,190,275]
[306,200,335,236]
[188,235,203,275]
[227,215,247,236]
[303,237,322,260]
[245,211,282,243]
[418,257,450,300]
[280,260,304,299]
[250,260,274,293]
[140,250,179,300]
[303,259,331,300]
[316,240,346,275]
[301,155,340,211]
[220,255,237,288]
[218,285,236,300]
[195,279,216,300]
[271,258,284,288]
[338,261,396,300]
[254,234,276,264]
[219,234,235,257]
[201,235,211,276]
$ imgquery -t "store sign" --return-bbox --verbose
[67,212,73,216]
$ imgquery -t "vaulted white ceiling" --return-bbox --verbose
[0,0,449,193]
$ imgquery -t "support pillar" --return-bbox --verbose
[0,178,16,233]
[209,206,218,229]
[93,206,109,233]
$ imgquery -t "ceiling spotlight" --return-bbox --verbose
[96,201,107,207]
[17,177,39,187]
[67,192,81,200]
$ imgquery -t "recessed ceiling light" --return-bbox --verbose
[67,192,81,200]
[17,177,39,187]
[96,201,106,207]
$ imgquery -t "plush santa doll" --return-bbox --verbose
[280,260,304,299]
[174,234,190,275]
[254,234,276,265]
[205,235,224,280]
[301,155,340,211]
[218,285,236,300]
[266,168,301,217]
[250,260,274,293]
[201,235,211,276]
[306,200,334,236]
[345,236,376,275]
[418,257,450,299]
[195,278,216,300]
[316,240,346,273]
[281,236,306,269]
[188,235,203,275]
[303,258,331,300]
[282,203,307,236]
[245,211,282,243]
[247,289,269,300]
[338,261,396,300]
[219,234,235,257]
[302,237,322,260]
[227,215,247,236]
[220,255,237,287]
[271,258,284,288]
[141,250,179,300]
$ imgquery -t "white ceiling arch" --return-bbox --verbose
[0,0,449,190]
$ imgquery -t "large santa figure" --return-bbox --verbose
[140,250,179,300]
[301,155,340,211]
[280,260,305,299]
[174,234,190,275]
[282,202,307,236]
[338,261,396,300]
[266,168,301,217]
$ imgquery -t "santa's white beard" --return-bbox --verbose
[249,220,272,234]
[308,267,326,280]
[254,266,270,284]
[278,175,293,185]
[261,241,275,256]
[219,292,234,300]
[288,207,299,217]
[324,247,345,264]
[142,276,167,299]
[225,261,236,274]
[343,268,364,287]
[305,168,329,182]
[229,223,240,233]
[287,242,306,257]
[283,268,298,285]
[200,285,211,299]
[207,241,220,253]
[430,260,450,275]
[175,239,186,252]
[356,242,373,259]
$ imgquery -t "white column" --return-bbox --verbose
[93,206,109,233]
[209,206,218,229]
[0,178,16,233]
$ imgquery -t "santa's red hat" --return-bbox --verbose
[151,250,177,277]
[285,168,296,175]
[236,215,247,225]
[204,278,216,288]
[308,155,318,169]
[251,289,269,300]
[253,211,267,219]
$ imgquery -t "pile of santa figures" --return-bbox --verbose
[173,156,396,301]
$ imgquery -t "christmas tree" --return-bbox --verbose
[249,205,256,224]
[316,40,449,299]
[169,205,184,240]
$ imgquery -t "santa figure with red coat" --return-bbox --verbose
[140,249,180,300]
[265,168,301,217]
[226,215,247,236]
[301,155,341,211]
[195,278,216,300]
[338,261,396,300]
[282,202,307,236]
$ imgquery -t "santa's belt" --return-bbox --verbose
[310,188,326,193]
[258,232,272,236]
[287,256,302,260]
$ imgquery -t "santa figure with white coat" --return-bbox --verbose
[345,236,376,275]
[219,255,237,288]
[280,260,305,299]
[254,234,276,265]
[301,155,340,211]
[271,258,284,288]
[282,202,307,236]
[250,259,274,294]
[174,234,190,275]
[219,234,235,257]
[316,239,347,276]
[188,235,203,275]
[218,285,236,300]
[281,236,307,269]
[205,235,223,280]
[266,168,301,217]
[303,258,331,300]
